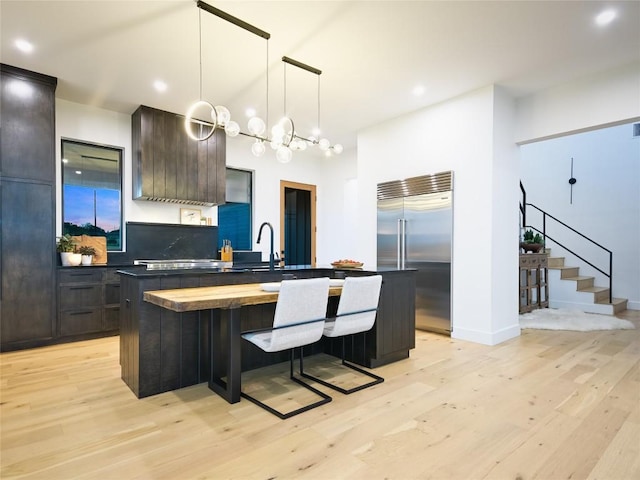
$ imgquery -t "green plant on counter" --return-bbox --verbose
[56,234,76,253]
[77,245,97,256]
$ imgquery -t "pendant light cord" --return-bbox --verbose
[266,39,269,129]
[198,9,203,100]
[283,61,287,117]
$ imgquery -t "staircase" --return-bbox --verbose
[546,250,628,315]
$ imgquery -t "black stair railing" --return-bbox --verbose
[519,182,613,303]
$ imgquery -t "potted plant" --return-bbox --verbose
[78,245,97,266]
[520,229,544,253]
[57,234,81,266]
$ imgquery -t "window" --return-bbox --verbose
[218,168,252,251]
[61,139,123,251]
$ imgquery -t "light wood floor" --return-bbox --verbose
[1,310,639,480]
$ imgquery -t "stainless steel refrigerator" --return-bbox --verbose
[377,171,453,334]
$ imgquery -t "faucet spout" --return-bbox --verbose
[257,222,275,271]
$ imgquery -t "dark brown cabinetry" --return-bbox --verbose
[1,64,57,352]
[132,105,226,206]
[57,267,121,338]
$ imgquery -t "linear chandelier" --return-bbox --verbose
[184,1,342,162]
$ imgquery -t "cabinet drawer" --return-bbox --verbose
[59,269,103,284]
[103,306,120,331]
[519,256,531,267]
[59,284,102,309]
[60,309,102,336]
[103,269,121,283]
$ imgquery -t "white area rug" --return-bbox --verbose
[520,308,635,331]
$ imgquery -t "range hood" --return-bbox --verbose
[132,105,226,206]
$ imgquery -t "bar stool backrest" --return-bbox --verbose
[328,275,383,338]
[268,277,330,352]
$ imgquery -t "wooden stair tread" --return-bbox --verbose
[578,286,608,293]
[595,297,627,306]
[563,275,595,281]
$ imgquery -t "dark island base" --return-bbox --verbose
[119,268,416,399]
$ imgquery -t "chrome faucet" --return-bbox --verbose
[257,222,275,271]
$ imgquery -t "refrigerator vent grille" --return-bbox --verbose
[377,171,453,199]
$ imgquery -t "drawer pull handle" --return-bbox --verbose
[69,310,93,316]
[69,286,94,291]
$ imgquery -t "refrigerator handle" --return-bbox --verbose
[401,218,406,269]
[396,219,401,269]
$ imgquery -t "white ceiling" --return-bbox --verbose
[2,1,639,150]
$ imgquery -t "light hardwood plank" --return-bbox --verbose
[1,310,638,479]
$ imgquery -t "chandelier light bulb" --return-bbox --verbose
[251,140,266,157]
[225,120,240,137]
[270,139,281,150]
[247,116,266,136]
[333,144,343,154]
[272,123,285,138]
[215,105,231,126]
[298,140,307,151]
[276,145,293,163]
[318,138,331,151]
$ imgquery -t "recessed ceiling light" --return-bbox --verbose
[595,9,617,26]
[412,85,425,96]
[153,80,167,92]
[62,158,69,163]
[75,170,82,175]
[15,39,34,53]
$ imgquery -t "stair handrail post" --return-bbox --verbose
[520,182,527,229]
[609,254,613,303]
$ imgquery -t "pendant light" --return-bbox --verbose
[184,7,219,141]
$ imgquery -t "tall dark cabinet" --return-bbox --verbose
[1,64,58,351]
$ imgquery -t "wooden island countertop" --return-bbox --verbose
[143,282,343,312]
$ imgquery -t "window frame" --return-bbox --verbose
[60,138,124,251]
[217,167,254,251]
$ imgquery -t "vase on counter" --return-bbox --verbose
[61,252,82,266]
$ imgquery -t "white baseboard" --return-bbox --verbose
[452,323,520,346]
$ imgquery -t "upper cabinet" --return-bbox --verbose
[0,64,57,182]
[131,105,226,206]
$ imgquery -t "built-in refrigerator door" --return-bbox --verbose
[376,197,404,269]
[404,192,453,334]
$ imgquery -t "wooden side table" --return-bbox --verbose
[519,253,549,313]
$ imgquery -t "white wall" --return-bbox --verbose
[515,61,640,144]
[520,122,640,309]
[356,85,521,345]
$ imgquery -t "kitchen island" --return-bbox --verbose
[118,267,415,399]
